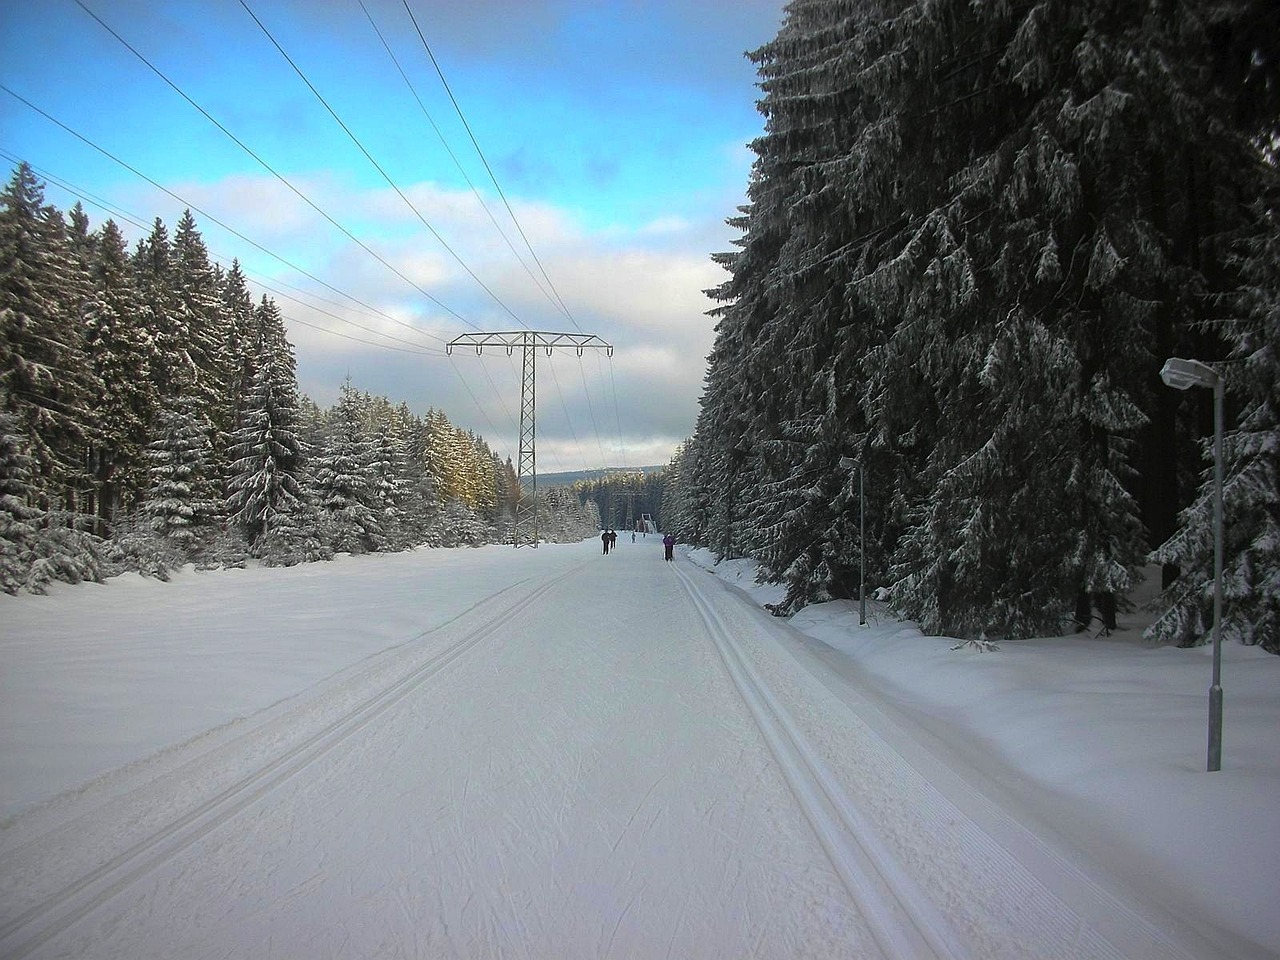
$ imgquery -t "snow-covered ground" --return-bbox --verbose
[0,538,1275,959]
[685,549,1280,958]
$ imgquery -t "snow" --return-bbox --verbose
[1,540,1276,959]
[684,548,1280,958]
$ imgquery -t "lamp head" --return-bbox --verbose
[1160,357,1219,391]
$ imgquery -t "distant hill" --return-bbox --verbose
[537,465,666,488]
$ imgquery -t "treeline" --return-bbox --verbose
[570,469,666,532]
[666,1,1280,651]
[0,163,594,593]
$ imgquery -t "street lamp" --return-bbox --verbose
[838,456,867,626]
[1159,357,1224,772]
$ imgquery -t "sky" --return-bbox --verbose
[0,0,790,471]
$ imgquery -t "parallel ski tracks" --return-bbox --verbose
[673,562,971,960]
[0,567,580,960]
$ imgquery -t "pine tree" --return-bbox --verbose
[221,260,258,432]
[225,296,307,557]
[1149,209,1280,652]
[311,381,383,554]
[0,409,42,593]
[679,0,1278,641]
[172,210,234,441]
[144,392,225,563]
[132,218,181,400]
[397,404,443,546]
[0,163,94,508]
[83,219,155,532]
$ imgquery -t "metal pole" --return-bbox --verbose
[859,464,866,626]
[1208,377,1224,771]
[515,335,537,548]
[447,331,612,550]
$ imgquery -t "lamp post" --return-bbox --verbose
[838,457,867,626]
[1159,357,1224,772]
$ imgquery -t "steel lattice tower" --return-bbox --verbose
[447,331,613,547]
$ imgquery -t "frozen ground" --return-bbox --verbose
[0,538,1275,959]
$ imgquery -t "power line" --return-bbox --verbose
[1,151,150,231]
[237,0,531,330]
[246,280,445,356]
[445,331,613,546]
[29,2,619,469]
[540,355,594,473]
[1,84,447,350]
[1,148,450,358]
[0,147,522,450]
[401,0,582,332]
[71,0,480,334]
[606,354,631,470]
[2,109,524,463]
[355,0,563,319]
[285,313,439,356]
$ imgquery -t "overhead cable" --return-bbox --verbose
[237,0,531,330]
[1,85,454,354]
[401,0,582,332]
[356,0,563,318]
[1,149,450,357]
[72,0,480,334]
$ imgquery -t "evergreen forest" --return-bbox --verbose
[571,469,667,533]
[663,0,1280,651]
[0,163,599,593]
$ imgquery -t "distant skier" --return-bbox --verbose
[608,529,617,551]
[662,533,675,562]
[602,530,610,555]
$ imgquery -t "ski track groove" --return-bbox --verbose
[673,560,971,960]
[0,565,583,960]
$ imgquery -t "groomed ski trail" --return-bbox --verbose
[0,540,1231,958]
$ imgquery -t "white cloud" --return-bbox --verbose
[123,169,724,467]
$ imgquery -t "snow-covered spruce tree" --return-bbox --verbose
[662,436,712,545]
[1149,207,1280,652]
[495,454,519,517]
[310,381,384,555]
[0,406,103,594]
[397,405,444,546]
[82,219,155,533]
[225,296,308,560]
[829,0,1162,638]
[680,0,1276,639]
[470,436,499,525]
[696,3,900,599]
[423,408,462,505]
[685,340,755,558]
[172,210,234,442]
[131,218,181,401]
[220,261,258,433]
[435,496,486,548]
[0,408,42,592]
[360,395,413,551]
[534,486,596,543]
[746,374,864,616]
[0,162,94,510]
[143,390,225,566]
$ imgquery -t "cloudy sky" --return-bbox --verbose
[0,0,788,472]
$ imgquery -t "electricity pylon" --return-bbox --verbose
[447,331,613,548]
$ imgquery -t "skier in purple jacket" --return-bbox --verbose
[662,533,675,562]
